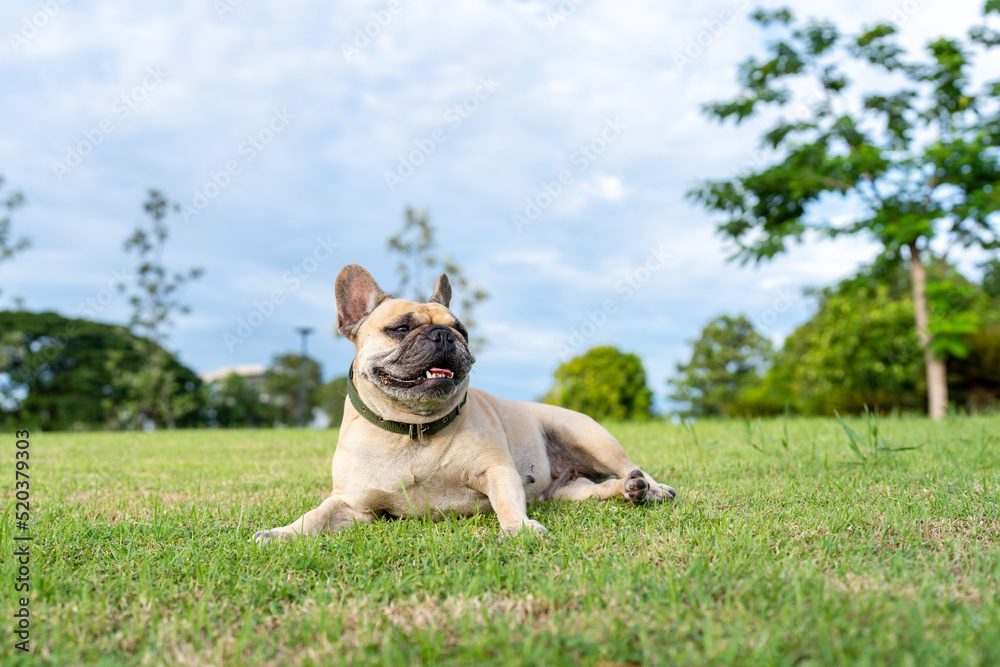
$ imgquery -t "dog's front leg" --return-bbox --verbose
[471,465,548,537]
[253,494,372,544]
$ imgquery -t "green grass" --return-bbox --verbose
[2,415,999,665]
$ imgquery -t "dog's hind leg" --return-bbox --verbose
[550,477,621,501]
[551,470,658,505]
[534,404,676,503]
[253,494,373,544]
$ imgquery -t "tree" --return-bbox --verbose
[205,373,275,428]
[0,310,204,431]
[981,257,1000,298]
[0,176,29,305]
[387,207,489,348]
[688,3,1000,419]
[542,346,654,421]
[949,259,1000,411]
[743,261,998,415]
[316,375,349,428]
[752,277,924,415]
[668,315,773,418]
[950,322,1000,411]
[264,353,322,426]
[113,190,204,429]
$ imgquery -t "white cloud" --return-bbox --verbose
[595,175,626,201]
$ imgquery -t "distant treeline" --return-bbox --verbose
[3,260,998,429]
[669,260,1000,418]
[0,310,348,431]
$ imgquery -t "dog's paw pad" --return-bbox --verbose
[623,469,649,504]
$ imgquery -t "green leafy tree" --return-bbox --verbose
[949,261,1000,410]
[316,375,349,428]
[387,207,489,348]
[753,280,924,415]
[113,190,204,429]
[205,373,275,428]
[0,176,29,305]
[980,257,1000,298]
[543,346,654,421]
[668,315,773,418]
[688,3,1000,419]
[747,261,997,415]
[950,322,1000,411]
[264,353,322,426]
[0,311,204,431]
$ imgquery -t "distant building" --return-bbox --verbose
[199,364,267,391]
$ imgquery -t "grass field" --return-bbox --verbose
[2,415,999,665]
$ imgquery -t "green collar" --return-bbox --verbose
[347,363,467,440]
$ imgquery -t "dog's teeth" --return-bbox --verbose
[426,371,433,378]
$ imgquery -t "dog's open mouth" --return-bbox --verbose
[373,366,455,388]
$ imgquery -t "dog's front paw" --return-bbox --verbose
[645,481,677,503]
[656,483,677,502]
[623,469,651,504]
[498,519,548,539]
[252,528,294,544]
[624,469,677,504]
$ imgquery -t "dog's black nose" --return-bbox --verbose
[426,325,456,349]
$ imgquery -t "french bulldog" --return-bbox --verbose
[253,265,675,543]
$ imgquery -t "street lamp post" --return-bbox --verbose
[296,327,314,428]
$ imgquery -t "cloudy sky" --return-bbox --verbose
[1,0,995,408]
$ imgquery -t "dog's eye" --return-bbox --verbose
[393,325,410,334]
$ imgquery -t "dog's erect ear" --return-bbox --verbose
[429,273,452,308]
[336,265,389,339]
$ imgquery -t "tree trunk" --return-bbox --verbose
[909,242,948,420]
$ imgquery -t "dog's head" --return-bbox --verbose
[336,264,475,416]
